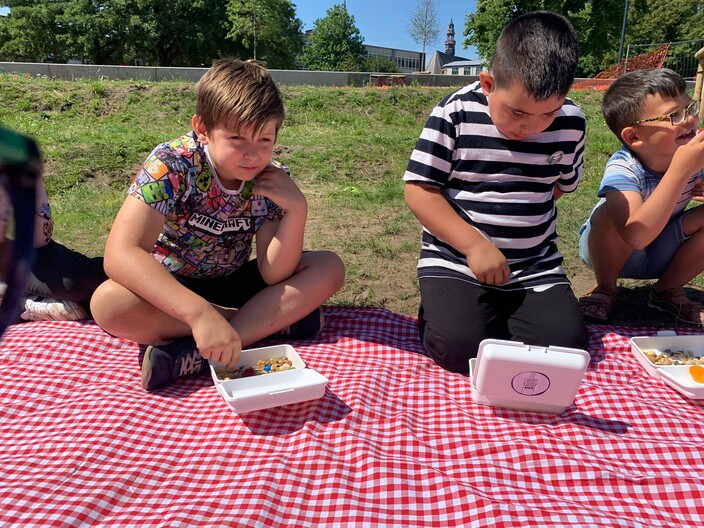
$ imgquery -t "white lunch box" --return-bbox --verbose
[630,331,704,399]
[469,339,591,414]
[210,344,328,413]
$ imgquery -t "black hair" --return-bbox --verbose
[602,68,687,140]
[491,11,579,100]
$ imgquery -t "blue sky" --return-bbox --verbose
[297,1,478,58]
[0,1,479,59]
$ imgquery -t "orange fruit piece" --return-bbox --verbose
[689,365,704,384]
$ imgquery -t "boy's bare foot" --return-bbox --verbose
[648,287,704,326]
[578,288,616,323]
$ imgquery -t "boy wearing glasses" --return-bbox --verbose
[578,68,704,324]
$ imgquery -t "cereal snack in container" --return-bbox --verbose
[630,331,704,399]
[209,344,328,413]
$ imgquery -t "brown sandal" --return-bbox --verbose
[578,288,616,323]
[648,287,704,326]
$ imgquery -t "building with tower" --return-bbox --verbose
[426,19,484,76]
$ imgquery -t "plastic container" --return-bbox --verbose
[468,339,591,414]
[630,332,704,399]
[209,344,328,413]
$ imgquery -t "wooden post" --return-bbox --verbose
[695,47,704,121]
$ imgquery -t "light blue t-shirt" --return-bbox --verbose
[581,146,702,231]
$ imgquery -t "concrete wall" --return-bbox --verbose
[0,61,476,87]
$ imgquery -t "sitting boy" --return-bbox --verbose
[0,150,106,322]
[403,12,589,375]
[90,59,345,390]
[578,68,704,324]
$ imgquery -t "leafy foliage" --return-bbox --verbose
[462,0,704,78]
[0,0,249,66]
[226,0,304,69]
[364,55,401,73]
[299,4,366,72]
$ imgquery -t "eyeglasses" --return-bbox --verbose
[631,99,699,126]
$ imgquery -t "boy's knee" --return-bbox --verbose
[306,250,345,290]
[421,324,478,375]
[543,320,589,351]
[89,280,125,327]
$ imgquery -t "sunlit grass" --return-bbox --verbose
[4,75,695,315]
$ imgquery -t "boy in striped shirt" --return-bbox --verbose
[404,12,588,374]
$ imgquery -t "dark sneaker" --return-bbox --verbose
[141,336,208,390]
[271,307,324,339]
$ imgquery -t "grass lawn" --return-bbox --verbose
[1,75,701,326]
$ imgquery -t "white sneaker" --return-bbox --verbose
[21,296,88,322]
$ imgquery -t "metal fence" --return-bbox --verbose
[625,38,704,79]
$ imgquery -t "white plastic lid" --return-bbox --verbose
[469,339,590,414]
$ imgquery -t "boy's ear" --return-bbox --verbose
[620,126,643,148]
[192,115,208,144]
[479,71,496,96]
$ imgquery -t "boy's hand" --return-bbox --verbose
[465,239,511,285]
[190,311,242,369]
[252,165,307,215]
[691,177,704,203]
[670,128,704,182]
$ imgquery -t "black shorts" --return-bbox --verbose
[175,259,267,309]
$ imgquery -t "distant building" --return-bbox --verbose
[441,59,484,76]
[426,19,485,76]
[364,45,424,73]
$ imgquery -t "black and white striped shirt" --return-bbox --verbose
[403,82,586,290]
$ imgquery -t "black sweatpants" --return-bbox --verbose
[418,277,589,375]
[1,239,107,313]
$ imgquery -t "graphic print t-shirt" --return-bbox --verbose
[129,131,284,278]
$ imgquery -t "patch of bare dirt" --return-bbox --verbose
[307,185,701,329]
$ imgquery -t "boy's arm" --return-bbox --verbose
[253,166,308,284]
[609,133,704,249]
[33,178,53,247]
[104,196,233,352]
[251,165,307,284]
[404,182,510,285]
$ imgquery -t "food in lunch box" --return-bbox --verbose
[215,356,294,380]
[641,348,704,365]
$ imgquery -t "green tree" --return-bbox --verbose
[462,1,629,78]
[0,0,238,66]
[127,0,236,67]
[406,0,441,58]
[364,55,401,73]
[629,0,704,43]
[226,0,304,69]
[300,4,366,72]
[0,1,66,62]
[57,0,128,65]
[627,0,704,78]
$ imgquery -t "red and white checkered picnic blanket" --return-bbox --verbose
[1,306,703,527]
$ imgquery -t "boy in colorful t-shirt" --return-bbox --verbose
[90,59,345,390]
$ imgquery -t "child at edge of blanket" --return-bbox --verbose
[90,59,345,391]
[403,11,589,375]
[0,148,107,322]
[578,68,704,325]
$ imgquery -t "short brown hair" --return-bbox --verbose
[195,59,285,134]
[491,11,579,100]
[602,68,687,141]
